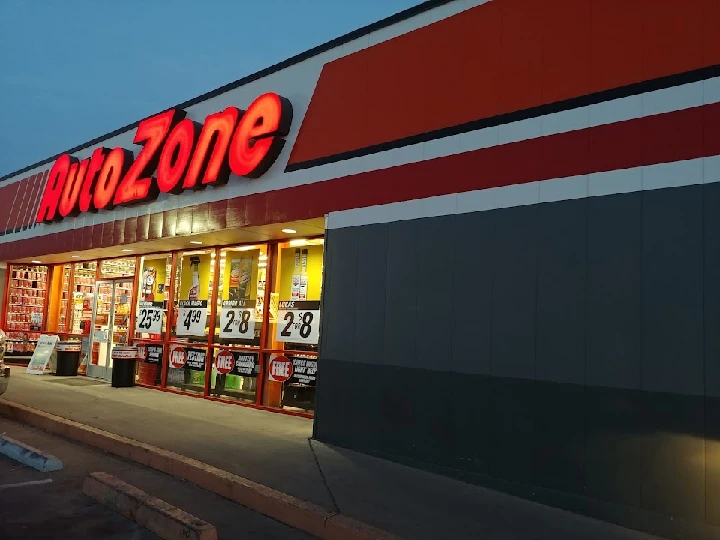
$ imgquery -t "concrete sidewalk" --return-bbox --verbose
[1,367,660,540]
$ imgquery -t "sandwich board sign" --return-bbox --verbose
[26,335,60,375]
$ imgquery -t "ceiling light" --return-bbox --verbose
[259,255,267,261]
[237,245,256,251]
[281,228,297,234]
[122,249,133,252]
[71,255,80,258]
[31,260,41,264]
[190,240,203,245]
[289,239,308,247]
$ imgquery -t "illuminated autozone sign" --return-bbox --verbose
[36,92,292,224]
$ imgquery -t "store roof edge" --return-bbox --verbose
[0,0,454,184]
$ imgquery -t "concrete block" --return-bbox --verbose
[83,472,217,540]
[0,434,63,472]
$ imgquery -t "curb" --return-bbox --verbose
[83,472,217,540]
[0,398,400,540]
[0,433,63,472]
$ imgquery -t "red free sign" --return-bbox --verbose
[268,355,293,383]
[169,346,187,369]
[215,350,235,375]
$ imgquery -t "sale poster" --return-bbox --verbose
[185,347,207,371]
[288,356,318,386]
[215,350,258,376]
[143,344,163,364]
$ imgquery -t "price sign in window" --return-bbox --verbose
[219,300,255,339]
[135,301,163,335]
[275,300,321,345]
[176,300,208,336]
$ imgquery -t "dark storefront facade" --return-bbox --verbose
[0,0,719,536]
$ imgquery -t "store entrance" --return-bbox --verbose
[87,278,134,381]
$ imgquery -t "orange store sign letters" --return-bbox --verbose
[36,93,293,224]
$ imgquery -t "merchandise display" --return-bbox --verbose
[5,264,48,354]
[57,264,71,333]
[71,262,96,335]
[100,258,136,278]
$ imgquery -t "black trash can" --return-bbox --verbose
[111,347,137,388]
[55,342,81,376]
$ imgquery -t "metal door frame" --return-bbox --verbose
[87,278,133,381]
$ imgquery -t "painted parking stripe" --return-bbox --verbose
[0,479,53,490]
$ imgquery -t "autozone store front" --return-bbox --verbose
[3,236,324,415]
[2,0,720,536]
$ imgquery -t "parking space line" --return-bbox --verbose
[0,478,53,490]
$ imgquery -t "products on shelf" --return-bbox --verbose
[58,264,71,333]
[6,265,47,333]
[100,258,136,278]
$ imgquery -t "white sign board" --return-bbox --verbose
[136,301,163,334]
[26,334,59,375]
[275,301,321,345]
[175,300,208,337]
[219,300,255,339]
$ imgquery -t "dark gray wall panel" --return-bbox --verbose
[705,397,720,526]
[383,220,419,369]
[315,360,715,537]
[353,224,389,366]
[584,386,642,507]
[451,212,494,375]
[317,184,717,534]
[489,377,535,483]
[586,193,642,389]
[415,215,455,370]
[321,227,359,362]
[445,373,490,474]
[641,186,704,395]
[641,392,705,521]
[535,199,587,385]
[490,206,538,379]
[705,183,720,397]
[533,382,585,494]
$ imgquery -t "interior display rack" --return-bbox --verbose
[101,258,136,278]
[57,264,71,334]
[70,262,97,335]
[5,264,48,354]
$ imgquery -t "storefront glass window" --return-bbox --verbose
[170,250,215,342]
[213,245,266,347]
[57,264,71,334]
[210,348,259,403]
[5,264,48,356]
[209,244,267,403]
[166,343,208,395]
[263,238,323,413]
[133,254,171,386]
[70,262,96,336]
[166,250,215,394]
[100,257,136,278]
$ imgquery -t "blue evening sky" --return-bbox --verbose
[0,0,420,177]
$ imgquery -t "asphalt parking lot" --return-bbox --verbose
[0,418,313,539]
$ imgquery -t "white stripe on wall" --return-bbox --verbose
[326,156,720,229]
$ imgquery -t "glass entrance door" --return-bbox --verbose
[87,279,134,381]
